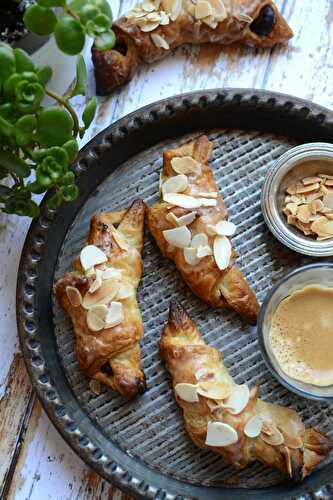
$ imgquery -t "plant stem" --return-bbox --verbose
[45,89,80,138]
[65,5,81,21]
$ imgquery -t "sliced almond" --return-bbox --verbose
[159,10,170,24]
[66,286,82,307]
[151,33,170,49]
[285,203,298,216]
[192,191,218,199]
[311,217,333,236]
[310,199,324,214]
[102,267,122,280]
[244,415,263,438]
[302,176,321,186]
[323,193,333,209]
[325,179,333,186]
[89,268,103,293]
[80,245,108,271]
[235,12,252,23]
[207,220,236,237]
[205,422,238,447]
[296,182,320,194]
[261,425,284,446]
[162,174,188,195]
[197,381,231,400]
[169,0,182,21]
[197,197,217,207]
[116,283,133,300]
[223,384,250,415]
[171,156,201,175]
[163,226,191,248]
[184,247,200,265]
[290,195,303,204]
[213,235,232,271]
[142,0,155,11]
[140,21,160,31]
[326,213,333,221]
[89,379,102,395]
[87,304,108,332]
[286,183,297,195]
[85,266,96,278]
[191,232,209,248]
[163,193,202,209]
[105,301,124,328]
[195,0,213,19]
[209,0,227,20]
[319,173,333,180]
[82,280,120,309]
[197,244,212,258]
[177,212,197,226]
[175,383,199,402]
[202,15,218,28]
[296,204,311,224]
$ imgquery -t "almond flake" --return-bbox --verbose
[223,384,250,415]
[159,10,170,24]
[140,21,160,31]
[302,176,321,186]
[290,195,302,204]
[235,13,252,23]
[197,381,231,400]
[142,0,155,11]
[177,212,197,226]
[116,283,133,300]
[319,173,333,180]
[261,425,284,446]
[192,191,218,199]
[87,304,108,332]
[162,174,188,195]
[163,193,202,209]
[195,0,213,19]
[325,180,333,186]
[171,156,201,175]
[323,193,333,209]
[80,245,108,271]
[191,232,208,248]
[102,267,122,280]
[170,0,182,20]
[244,415,263,438]
[213,235,232,271]
[205,422,238,447]
[82,280,120,309]
[151,33,170,49]
[285,203,298,216]
[310,199,324,215]
[286,183,297,195]
[163,226,192,248]
[89,268,103,293]
[66,286,82,307]
[207,220,236,237]
[311,217,333,236]
[146,11,161,21]
[296,182,320,194]
[202,15,218,29]
[175,383,199,402]
[166,212,179,226]
[197,198,217,207]
[197,244,212,258]
[296,204,311,224]
[105,301,124,328]
[89,379,102,395]
[184,247,200,265]
[209,0,227,20]
[85,266,96,278]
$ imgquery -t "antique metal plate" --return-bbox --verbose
[17,89,333,499]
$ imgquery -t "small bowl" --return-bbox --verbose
[258,263,333,401]
[261,142,333,256]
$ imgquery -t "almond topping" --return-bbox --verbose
[151,33,170,49]
[302,176,321,185]
[116,283,133,300]
[82,280,120,309]
[159,10,170,24]
[140,21,160,32]
[163,193,202,209]
[213,235,232,270]
[80,245,108,271]
[175,383,199,402]
[191,232,209,248]
[102,267,122,280]
[209,0,227,20]
[205,422,238,447]
[285,203,298,216]
[171,156,201,175]
[87,304,108,331]
[184,247,200,265]
[244,415,263,438]
[261,425,284,446]
[66,286,82,307]
[323,193,333,209]
[197,198,217,207]
[207,220,236,236]
[192,191,218,199]
[195,0,213,19]
[166,211,197,227]
[296,204,311,224]
[296,182,320,194]
[197,381,231,400]
[197,244,213,258]
[105,301,124,328]
[163,226,192,248]
[88,268,103,293]
[162,174,188,195]
[223,384,250,415]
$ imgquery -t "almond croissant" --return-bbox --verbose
[54,199,146,398]
[92,0,293,94]
[160,301,332,480]
[146,135,259,324]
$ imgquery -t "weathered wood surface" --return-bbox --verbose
[1,0,332,498]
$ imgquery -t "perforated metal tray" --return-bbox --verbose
[17,89,333,499]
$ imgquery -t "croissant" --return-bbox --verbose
[54,199,146,398]
[160,301,332,480]
[92,0,293,94]
[146,135,259,324]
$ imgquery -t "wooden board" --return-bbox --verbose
[1,0,333,498]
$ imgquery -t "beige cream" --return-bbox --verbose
[270,285,333,386]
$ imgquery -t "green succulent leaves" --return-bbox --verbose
[23,4,57,36]
[37,107,74,146]
[55,16,85,55]
[82,96,97,129]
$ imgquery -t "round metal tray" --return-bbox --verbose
[17,89,333,500]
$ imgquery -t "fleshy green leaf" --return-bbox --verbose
[23,4,57,36]
[94,30,116,51]
[69,55,87,98]
[0,116,14,138]
[63,139,78,162]
[54,16,85,56]
[14,48,35,73]
[82,96,97,129]
[37,65,53,85]
[0,44,16,85]
[36,107,74,147]
[15,115,37,146]
[0,150,30,177]
[37,0,66,6]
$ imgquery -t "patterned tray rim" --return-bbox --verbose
[16,88,333,500]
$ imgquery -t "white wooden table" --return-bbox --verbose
[1,1,333,498]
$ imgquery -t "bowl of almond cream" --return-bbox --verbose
[258,263,333,400]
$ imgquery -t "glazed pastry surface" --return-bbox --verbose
[92,0,293,94]
[146,135,259,324]
[54,199,146,398]
[160,301,332,479]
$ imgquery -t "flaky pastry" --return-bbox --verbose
[160,301,332,479]
[92,0,293,94]
[54,199,146,398]
[146,135,259,324]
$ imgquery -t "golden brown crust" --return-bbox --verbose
[54,199,146,399]
[146,135,259,324]
[93,0,293,94]
[160,301,333,479]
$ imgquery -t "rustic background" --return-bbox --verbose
[1,0,333,498]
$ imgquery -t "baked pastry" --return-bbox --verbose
[54,199,146,398]
[160,301,332,480]
[92,0,293,94]
[146,135,259,324]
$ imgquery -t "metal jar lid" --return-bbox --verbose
[261,143,333,257]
